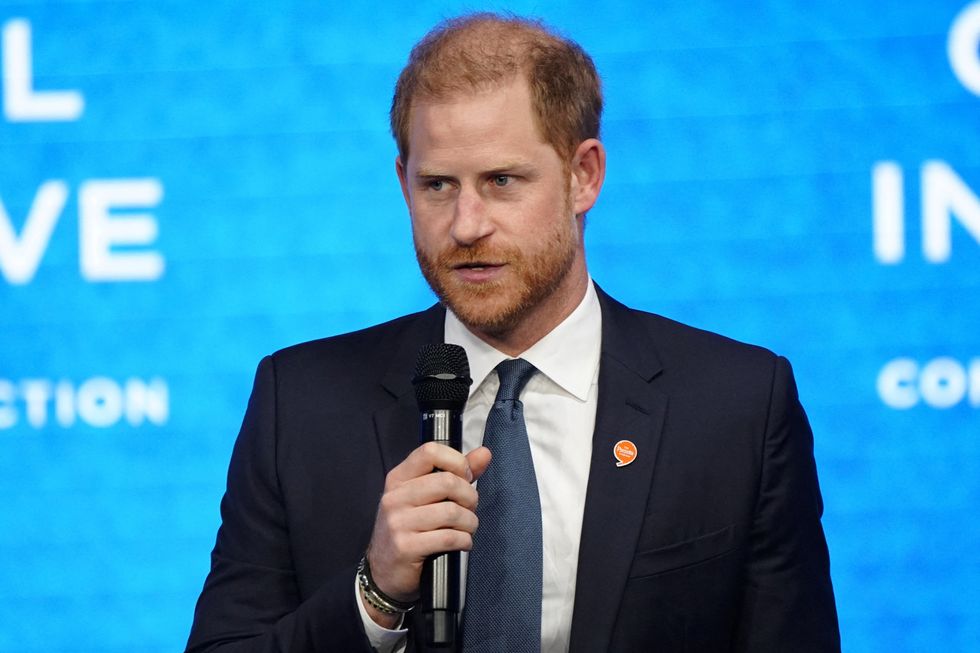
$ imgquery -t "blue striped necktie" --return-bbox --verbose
[461,358,542,653]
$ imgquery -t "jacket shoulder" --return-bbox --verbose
[255,305,443,410]
[272,308,435,370]
[609,297,786,393]
[640,309,777,361]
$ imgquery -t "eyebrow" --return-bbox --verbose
[414,161,534,178]
[414,168,452,179]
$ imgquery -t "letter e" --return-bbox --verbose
[79,179,165,281]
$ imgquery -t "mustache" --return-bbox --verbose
[435,243,516,267]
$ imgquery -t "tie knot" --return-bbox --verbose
[494,358,536,403]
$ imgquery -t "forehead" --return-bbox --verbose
[405,78,554,169]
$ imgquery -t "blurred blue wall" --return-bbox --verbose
[1,1,978,651]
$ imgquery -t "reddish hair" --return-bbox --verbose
[390,13,603,163]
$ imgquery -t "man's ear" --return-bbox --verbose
[569,138,606,215]
[395,155,411,209]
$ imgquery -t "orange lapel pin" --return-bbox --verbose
[613,439,637,467]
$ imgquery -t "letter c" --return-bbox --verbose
[877,358,919,409]
[949,1,980,97]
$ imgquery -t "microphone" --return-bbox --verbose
[413,343,472,650]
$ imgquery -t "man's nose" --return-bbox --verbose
[450,186,494,246]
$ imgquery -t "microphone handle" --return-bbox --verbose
[419,407,463,650]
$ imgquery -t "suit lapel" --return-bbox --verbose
[374,303,446,473]
[569,289,668,653]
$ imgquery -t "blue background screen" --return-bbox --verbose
[1,2,978,651]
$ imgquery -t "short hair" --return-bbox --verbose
[390,13,603,163]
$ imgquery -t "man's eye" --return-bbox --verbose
[492,175,511,187]
[428,180,445,191]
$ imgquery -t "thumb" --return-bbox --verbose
[465,446,492,481]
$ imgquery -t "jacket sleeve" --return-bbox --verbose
[185,355,376,653]
[734,356,841,652]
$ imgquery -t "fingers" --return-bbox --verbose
[386,441,475,487]
[364,441,484,603]
[399,498,480,535]
[413,528,476,554]
[380,514,479,562]
[381,469,479,514]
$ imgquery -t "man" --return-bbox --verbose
[187,13,840,653]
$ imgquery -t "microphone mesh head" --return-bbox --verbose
[413,343,472,409]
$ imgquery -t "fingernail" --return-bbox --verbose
[465,468,474,482]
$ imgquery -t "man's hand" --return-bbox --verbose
[362,442,492,627]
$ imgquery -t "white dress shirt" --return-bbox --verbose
[359,280,602,653]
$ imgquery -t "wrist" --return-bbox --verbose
[358,582,404,629]
[356,556,415,625]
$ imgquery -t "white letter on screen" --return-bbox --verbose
[949,1,980,97]
[79,179,165,281]
[124,378,169,426]
[0,181,69,284]
[76,377,123,428]
[20,378,52,428]
[922,161,980,263]
[872,162,904,264]
[2,19,84,121]
[919,358,967,409]
[877,358,919,409]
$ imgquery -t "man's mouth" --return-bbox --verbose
[450,261,506,281]
[453,261,502,271]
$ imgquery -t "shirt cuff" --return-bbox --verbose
[354,576,409,653]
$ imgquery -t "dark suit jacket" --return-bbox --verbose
[186,288,840,652]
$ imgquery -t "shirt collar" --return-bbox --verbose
[444,279,602,402]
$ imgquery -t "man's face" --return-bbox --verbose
[397,77,587,340]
